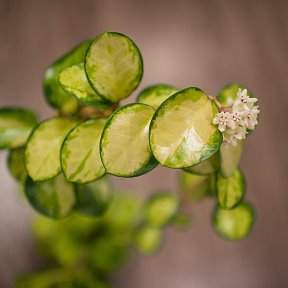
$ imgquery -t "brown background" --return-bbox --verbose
[1,0,288,287]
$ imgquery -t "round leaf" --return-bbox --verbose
[133,226,163,255]
[0,108,38,149]
[7,147,27,182]
[180,171,212,201]
[90,238,128,272]
[217,169,246,210]
[85,32,143,103]
[100,103,158,177]
[102,193,140,231]
[43,39,91,114]
[25,174,76,219]
[212,202,255,240]
[61,118,106,183]
[25,118,76,181]
[217,83,253,107]
[220,140,244,177]
[137,84,178,108]
[144,192,179,227]
[149,87,222,168]
[75,177,112,217]
[58,63,111,108]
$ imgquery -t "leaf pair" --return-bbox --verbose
[43,39,91,115]
[22,116,112,219]
[47,32,143,113]
[25,174,112,219]
[101,87,223,177]
[214,172,255,238]
[181,169,254,241]
[181,155,253,241]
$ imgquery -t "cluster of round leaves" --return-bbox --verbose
[0,32,255,243]
[16,190,188,287]
[180,138,254,241]
[16,192,142,288]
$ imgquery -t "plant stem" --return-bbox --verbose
[79,103,119,119]
[208,95,232,112]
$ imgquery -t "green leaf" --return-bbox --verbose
[85,32,143,103]
[58,63,111,108]
[43,39,91,114]
[133,225,163,255]
[144,192,179,227]
[89,238,128,272]
[75,177,113,217]
[180,171,215,201]
[149,87,222,168]
[137,84,178,108]
[212,202,255,240]
[220,140,244,177]
[184,153,219,175]
[43,231,82,267]
[102,192,140,231]
[100,103,158,177]
[0,108,38,149]
[217,169,246,210]
[61,118,106,183]
[7,147,27,182]
[33,215,100,266]
[25,117,76,181]
[25,174,76,219]
[217,83,253,107]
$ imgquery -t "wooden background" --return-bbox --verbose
[1,0,288,287]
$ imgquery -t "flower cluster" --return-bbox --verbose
[213,88,260,145]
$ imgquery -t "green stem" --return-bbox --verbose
[79,102,119,119]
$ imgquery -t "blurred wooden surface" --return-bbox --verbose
[1,0,288,287]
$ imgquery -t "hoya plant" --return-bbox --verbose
[0,32,260,287]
